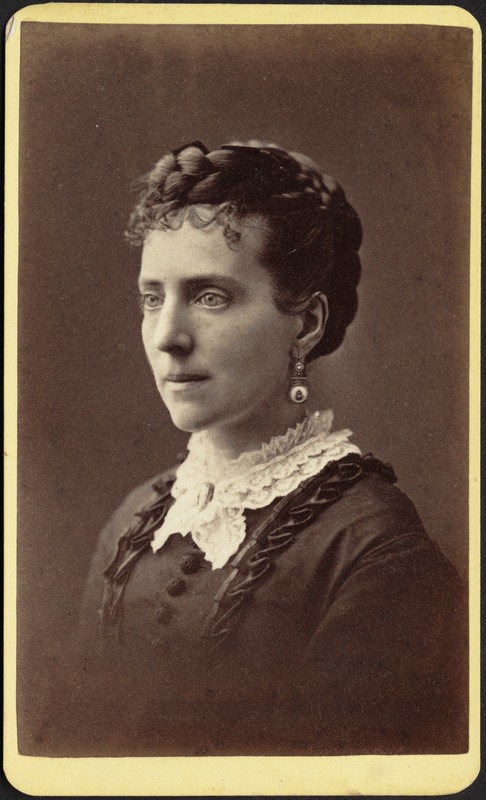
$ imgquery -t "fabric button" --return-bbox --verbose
[155,604,172,625]
[180,552,202,574]
[166,577,185,597]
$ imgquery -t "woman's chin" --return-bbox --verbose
[166,404,218,434]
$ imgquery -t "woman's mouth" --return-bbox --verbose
[164,374,211,392]
[165,374,209,383]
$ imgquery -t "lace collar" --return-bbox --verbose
[151,410,361,569]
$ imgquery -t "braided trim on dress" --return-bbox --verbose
[202,454,396,650]
[101,479,174,633]
[100,454,395,646]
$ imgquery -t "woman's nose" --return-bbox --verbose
[151,302,193,353]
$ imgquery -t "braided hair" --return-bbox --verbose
[126,140,362,359]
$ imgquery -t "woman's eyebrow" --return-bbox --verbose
[186,274,243,292]
[138,274,245,294]
[138,278,162,291]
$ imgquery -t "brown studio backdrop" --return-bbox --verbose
[17,23,471,731]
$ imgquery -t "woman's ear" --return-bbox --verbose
[294,293,328,358]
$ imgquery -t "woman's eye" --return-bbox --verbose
[140,294,162,311]
[196,291,229,308]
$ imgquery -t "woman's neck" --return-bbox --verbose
[202,403,308,462]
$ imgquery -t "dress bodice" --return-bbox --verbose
[70,452,467,758]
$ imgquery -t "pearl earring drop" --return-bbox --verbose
[289,354,309,404]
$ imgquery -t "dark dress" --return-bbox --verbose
[66,453,468,757]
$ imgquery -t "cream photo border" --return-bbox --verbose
[4,3,481,796]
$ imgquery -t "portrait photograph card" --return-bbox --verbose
[4,2,481,796]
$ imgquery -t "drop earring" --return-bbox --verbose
[289,350,309,404]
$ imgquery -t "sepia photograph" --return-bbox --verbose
[4,3,480,796]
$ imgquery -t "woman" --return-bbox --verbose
[75,140,466,756]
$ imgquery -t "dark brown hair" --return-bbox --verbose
[126,140,362,359]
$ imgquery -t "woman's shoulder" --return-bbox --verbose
[293,453,450,570]
[335,457,424,529]
[292,454,463,591]
[306,452,424,529]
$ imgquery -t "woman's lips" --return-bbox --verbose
[165,374,209,383]
[164,374,210,392]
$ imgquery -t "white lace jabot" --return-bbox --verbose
[151,410,361,569]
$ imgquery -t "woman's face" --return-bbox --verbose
[139,218,302,440]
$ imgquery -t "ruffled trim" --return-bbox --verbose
[100,453,396,632]
[177,409,334,488]
[202,455,398,649]
[151,411,361,569]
